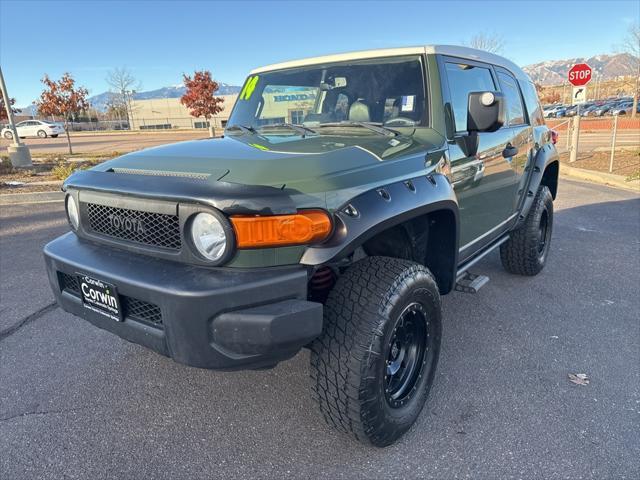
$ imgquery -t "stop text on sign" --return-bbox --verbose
[569,70,590,81]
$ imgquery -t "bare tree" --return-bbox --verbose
[104,93,128,126]
[465,32,505,54]
[106,67,141,128]
[618,23,639,117]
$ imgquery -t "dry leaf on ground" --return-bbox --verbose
[568,373,590,386]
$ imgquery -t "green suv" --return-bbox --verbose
[44,45,559,446]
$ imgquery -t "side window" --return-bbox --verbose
[521,81,545,126]
[445,62,496,132]
[497,71,525,126]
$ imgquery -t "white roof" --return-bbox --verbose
[251,45,530,82]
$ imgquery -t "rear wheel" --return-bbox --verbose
[37,130,47,138]
[310,256,442,447]
[500,185,554,276]
[51,134,59,138]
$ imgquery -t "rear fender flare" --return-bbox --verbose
[517,143,559,226]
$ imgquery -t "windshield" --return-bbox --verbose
[228,55,426,134]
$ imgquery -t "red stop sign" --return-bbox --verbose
[568,63,592,86]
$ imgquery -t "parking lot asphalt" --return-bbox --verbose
[1,178,639,479]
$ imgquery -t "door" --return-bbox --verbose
[25,121,40,137]
[441,59,521,258]
[494,68,534,215]
[15,121,31,137]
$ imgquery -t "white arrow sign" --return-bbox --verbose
[572,86,587,105]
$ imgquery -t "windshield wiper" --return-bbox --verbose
[257,123,317,137]
[316,121,398,137]
[225,124,257,134]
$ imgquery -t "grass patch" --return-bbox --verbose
[30,151,122,164]
[626,170,640,182]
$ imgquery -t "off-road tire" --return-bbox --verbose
[500,185,553,276]
[310,256,442,447]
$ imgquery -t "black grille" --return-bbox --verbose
[85,203,181,250]
[122,297,163,327]
[59,272,80,294]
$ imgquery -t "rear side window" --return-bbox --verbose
[445,62,496,132]
[521,81,545,126]
[497,71,525,125]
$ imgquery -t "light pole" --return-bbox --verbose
[0,66,32,167]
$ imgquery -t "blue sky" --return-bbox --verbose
[1,0,638,106]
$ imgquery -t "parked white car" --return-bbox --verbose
[2,120,65,139]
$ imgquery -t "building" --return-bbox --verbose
[129,95,238,130]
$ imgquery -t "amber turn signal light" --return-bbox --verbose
[230,210,332,248]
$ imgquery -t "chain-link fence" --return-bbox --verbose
[547,116,640,176]
[64,117,228,132]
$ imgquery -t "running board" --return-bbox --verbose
[455,272,490,294]
[454,234,510,293]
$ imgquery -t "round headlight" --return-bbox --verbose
[190,212,229,262]
[66,194,79,230]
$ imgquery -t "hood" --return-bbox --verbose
[95,130,445,207]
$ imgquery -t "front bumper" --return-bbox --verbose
[44,233,323,370]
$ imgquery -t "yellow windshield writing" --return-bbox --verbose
[240,75,259,100]
[249,143,269,151]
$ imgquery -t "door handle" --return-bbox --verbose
[502,144,518,158]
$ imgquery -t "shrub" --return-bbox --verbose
[51,161,76,180]
[0,156,14,175]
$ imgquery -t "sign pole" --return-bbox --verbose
[609,114,618,173]
[570,111,580,163]
[0,66,32,167]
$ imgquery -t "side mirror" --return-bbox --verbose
[457,91,505,158]
[467,91,505,133]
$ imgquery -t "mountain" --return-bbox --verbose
[523,53,637,85]
[87,83,242,111]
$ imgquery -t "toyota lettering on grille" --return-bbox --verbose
[107,213,146,235]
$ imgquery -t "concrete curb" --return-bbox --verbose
[0,190,64,205]
[560,164,640,192]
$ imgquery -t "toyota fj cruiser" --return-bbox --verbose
[44,45,559,447]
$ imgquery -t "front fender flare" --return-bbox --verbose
[301,173,459,268]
